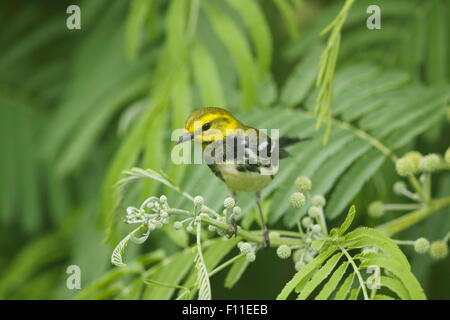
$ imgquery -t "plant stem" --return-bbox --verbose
[383,203,423,211]
[209,253,245,278]
[376,195,450,236]
[339,245,369,300]
[392,239,415,245]
[408,175,427,203]
[200,215,304,247]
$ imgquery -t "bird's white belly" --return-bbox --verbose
[216,163,272,192]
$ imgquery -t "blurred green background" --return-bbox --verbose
[0,0,448,299]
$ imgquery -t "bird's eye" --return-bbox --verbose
[202,123,211,131]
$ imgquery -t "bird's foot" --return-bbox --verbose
[227,217,238,238]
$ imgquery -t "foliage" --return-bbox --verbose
[0,0,448,300]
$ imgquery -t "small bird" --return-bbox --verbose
[176,107,309,247]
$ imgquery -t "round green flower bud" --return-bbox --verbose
[419,154,441,172]
[174,221,183,230]
[445,147,450,164]
[404,151,422,173]
[305,237,312,245]
[154,221,163,229]
[295,261,305,271]
[208,225,216,232]
[430,240,448,260]
[295,176,312,192]
[186,225,194,233]
[246,252,256,262]
[414,237,430,254]
[293,249,303,263]
[368,201,384,218]
[224,197,235,209]
[311,224,322,234]
[239,242,252,255]
[277,245,292,259]
[396,157,415,176]
[302,216,312,228]
[160,195,167,203]
[290,192,306,209]
[149,223,156,230]
[311,195,326,207]
[393,181,406,195]
[304,251,314,263]
[232,206,241,216]
[308,206,320,218]
[161,211,169,218]
[193,196,204,207]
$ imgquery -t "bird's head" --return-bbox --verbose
[176,107,245,145]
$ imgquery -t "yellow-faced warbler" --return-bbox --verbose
[176,107,310,247]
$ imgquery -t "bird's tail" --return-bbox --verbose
[279,136,312,148]
[278,136,312,158]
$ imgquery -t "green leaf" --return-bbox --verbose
[0,232,67,298]
[280,44,324,107]
[379,276,410,300]
[166,67,192,188]
[203,1,257,108]
[338,205,356,236]
[277,245,337,300]
[126,0,152,61]
[224,255,250,289]
[273,0,299,38]
[227,0,272,78]
[143,249,196,299]
[166,0,189,63]
[55,73,151,177]
[297,252,343,300]
[195,223,212,300]
[191,40,226,106]
[333,273,355,300]
[372,294,395,300]
[101,71,176,242]
[182,238,239,289]
[111,225,146,267]
[326,149,385,219]
[425,0,448,83]
[315,262,349,300]
[359,256,425,300]
[344,227,410,267]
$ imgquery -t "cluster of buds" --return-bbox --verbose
[369,147,450,218]
[292,246,316,271]
[223,197,242,222]
[396,235,449,261]
[203,197,242,237]
[288,176,328,270]
[395,151,446,177]
[174,195,207,233]
[290,176,328,236]
[237,241,257,262]
[125,196,171,242]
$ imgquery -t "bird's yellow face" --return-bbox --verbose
[177,107,246,145]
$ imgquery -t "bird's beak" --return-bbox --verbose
[176,132,193,145]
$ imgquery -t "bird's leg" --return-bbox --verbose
[227,190,238,238]
[256,192,270,248]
